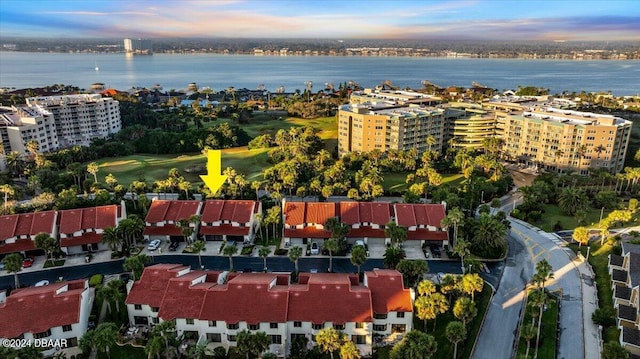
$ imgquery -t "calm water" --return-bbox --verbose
[1,52,639,95]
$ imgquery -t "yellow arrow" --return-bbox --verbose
[200,150,227,195]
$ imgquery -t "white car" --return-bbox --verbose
[148,239,162,251]
[355,240,365,247]
[35,280,50,287]
[310,242,319,255]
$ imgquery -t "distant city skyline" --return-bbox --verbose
[0,0,638,41]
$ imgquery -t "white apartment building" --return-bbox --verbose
[126,265,413,357]
[0,279,94,357]
[26,94,121,148]
[0,105,59,155]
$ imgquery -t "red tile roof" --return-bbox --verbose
[128,265,411,326]
[347,226,386,239]
[145,200,201,224]
[284,202,305,226]
[394,204,446,228]
[0,238,36,254]
[143,225,183,237]
[199,225,249,236]
[200,273,289,325]
[126,264,190,307]
[0,211,56,240]
[407,229,448,241]
[201,200,256,224]
[340,202,392,226]
[58,205,117,235]
[284,227,331,239]
[60,232,103,247]
[306,203,337,225]
[365,270,413,314]
[288,273,372,324]
[0,280,88,338]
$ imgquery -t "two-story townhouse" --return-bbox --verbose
[0,210,57,256]
[0,280,93,357]
[199,200,261,242]
[609,243,640,356]
[125,264,413,357]
[282,201,336,246]
[393,203,449,247]
[143,200,202,244]
[339,202,392,246]
[58,204,125,254]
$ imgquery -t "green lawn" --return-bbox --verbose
[383,173,464,193]
[530,204,611,232]
[516,291,559,359]
[571,241,620,342]
[216,115,337,139]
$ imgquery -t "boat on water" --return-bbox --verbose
[95,62,99,71]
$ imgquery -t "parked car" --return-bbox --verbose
[310,242,319,255]
[148,239,162,251]
[22,257,34,268]
[169,241,180,251]
[34,280,50,287]
[354,240,365,247]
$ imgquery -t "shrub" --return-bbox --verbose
[553,221,563,232]
[592,307,616,327]
[89,274,103,287]
[274,248,288,256]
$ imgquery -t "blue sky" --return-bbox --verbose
[1,0,638,41]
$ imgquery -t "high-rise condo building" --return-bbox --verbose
[124,38,153,55]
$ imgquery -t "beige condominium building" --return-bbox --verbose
[444,102,497,150]
[338,103,445,156]
[496,106,632,174]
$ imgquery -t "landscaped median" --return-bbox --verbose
[515,289,560,359]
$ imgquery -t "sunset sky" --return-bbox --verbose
[1,0,638,41]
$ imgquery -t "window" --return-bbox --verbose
[373,324,387,331]
[333,324,345,330]
[152,317,160,324]
[228,335,236,342]
[271,335,282,344]
[355,322,364,329]
[227,323,239,330]
[270,323,278,329]
[134,304,142,310]
[63,325,72,332]
[352,335,366,345]
[208,321,217,327]
[391,324,406,333]
[151,307,159,313]
[186,318,194,325]
[294,321,302,328]
[396,312,405,318]
[207,333,222,343]
[373,313,387,320]
[34,330,51,339]
[312,323,323,330]
[249,324,259,330]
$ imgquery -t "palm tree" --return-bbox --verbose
[149,320,176,359]
[87,162,99,183]
[324,238,339,272]
[390,330,437,359]
[453,297,477,329]
[315,328,343,359]
[191,240,206,269]
[93,322,118,358]
[34,232,59,266]
[288,245,302,274]
[521,323,536,359]
[223,243,238,271]
[0,184,15,214]
[350,245,367,275]
[529,290,549,359]
[558,187,589,216]
[572,226,589,248]
[123,254,151,280]
[453,239,470,273]
[383,246,406,270]
[415,292,449,331]
[385,221,407,248]
[5,151,23,178]
[533,259,554,292]
[418,279,437,296]
[188,340,212,359]
[340,340,361,359]
[445,321,466,359]
[459,273,484,301]
[2,253,22,288]
[441,207,464,246]
[258,246,270,271]
[102,227,122,252]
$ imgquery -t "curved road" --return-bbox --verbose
[0,255,489,289]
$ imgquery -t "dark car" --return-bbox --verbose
[22,257,34,268]
[169,241,180,251]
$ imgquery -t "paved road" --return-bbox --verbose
[0,255,492,289]
[510,219,584,359]
[472,228,533,359]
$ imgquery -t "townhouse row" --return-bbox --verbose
[609,242,640,357]
[125,264,413,357]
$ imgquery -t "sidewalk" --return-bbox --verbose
[576,258,601,359]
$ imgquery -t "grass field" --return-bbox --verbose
[96,344,145,359]
[98,115,337,186]
[531,204,611,232]
[516,291,559,359]
[383,173,464,193]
